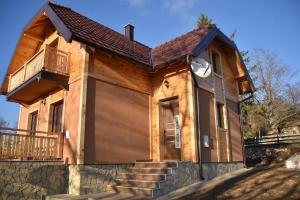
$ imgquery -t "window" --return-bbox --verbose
[50,101,63,132]
[216,103,224,128]
[28,111,38,135]
[49,38,58,48]
[212,51,221,75]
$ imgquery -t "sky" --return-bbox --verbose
[0,0,299,125]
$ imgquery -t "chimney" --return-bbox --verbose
[124,23,134,41]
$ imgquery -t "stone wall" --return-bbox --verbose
[68,164,133,195]
[202,162,244,180]
[158,161,200,195]
[0,161,246,199]
[0,161,67,200]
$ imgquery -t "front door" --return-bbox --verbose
[160,98,181,160]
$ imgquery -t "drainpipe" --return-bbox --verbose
[187,55,204,180]
[238,92,254,168]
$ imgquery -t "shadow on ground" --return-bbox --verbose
[178,163,300,200]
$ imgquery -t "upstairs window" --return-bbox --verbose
[216,103,224,128]
[212,51,222,75]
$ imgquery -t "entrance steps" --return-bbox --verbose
[107,161,179,198]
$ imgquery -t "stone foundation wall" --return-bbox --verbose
[68,164,134,195]
[0,161,67,199]
[202,162,244,180]
[159,161,200,195]
[0,161,245,199]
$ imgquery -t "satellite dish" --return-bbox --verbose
[191,57,212,78]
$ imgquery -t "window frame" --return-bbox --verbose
[211,50,222,75]
[27,110,38,135]
[49,100,64,133]
[216,103,224,129]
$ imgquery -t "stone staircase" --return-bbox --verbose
[107,161,179,198]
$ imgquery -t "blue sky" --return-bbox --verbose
[0,0,299,125]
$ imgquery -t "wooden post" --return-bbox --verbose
[77,44,93,164]
[8,74,12,92]
[58,132,64,158]
[23,62,27,82]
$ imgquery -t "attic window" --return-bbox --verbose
[49,38,58,48]
[212,51,221,75]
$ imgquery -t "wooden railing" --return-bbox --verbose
[8,45,69,92]
[0,127,64,160]
[244,133,300,147]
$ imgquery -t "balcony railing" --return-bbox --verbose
[8,45,69,92]
[0,127,64,160]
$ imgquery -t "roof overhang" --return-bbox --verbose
[0,2,72,95]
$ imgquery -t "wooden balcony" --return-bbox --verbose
[7,45,69,104]
[0,127,64,160]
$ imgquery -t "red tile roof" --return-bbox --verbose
[48,2,214,68]
[49,2,152,66]
[151,26,212,66]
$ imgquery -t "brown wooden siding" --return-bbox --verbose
[84,77,150,164]
[151,61,197,162]
[88,50,151,94]
[16,34,84,164]
[198,88,218,162]
[227,99,243,161]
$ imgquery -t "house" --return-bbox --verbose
[0,1,254,197]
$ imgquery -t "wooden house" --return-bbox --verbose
[0,2,254,196]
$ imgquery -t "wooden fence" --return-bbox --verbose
[0,127,64,160]
[244,133,300,147]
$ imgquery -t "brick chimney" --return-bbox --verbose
[124,23,134,41]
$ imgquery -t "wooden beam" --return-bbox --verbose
[23,32,44,43]
[29,19,50,29]
[234,74,248,81]
[77,44,91,164]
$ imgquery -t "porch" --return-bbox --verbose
[0,127,64,160]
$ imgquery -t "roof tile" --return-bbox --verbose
[48,2,214,68]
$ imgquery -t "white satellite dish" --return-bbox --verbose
[191,57,212,78]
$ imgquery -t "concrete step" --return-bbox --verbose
[108,185,160,197]
[285,153,300,169]
[117,173,167,181]
[114,179,160,189]
[135,161,177,168]
[127,167,173,174]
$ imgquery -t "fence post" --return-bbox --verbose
[57,132,64,159]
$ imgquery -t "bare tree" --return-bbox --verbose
[0,117,8,127]
[250,49,299,134]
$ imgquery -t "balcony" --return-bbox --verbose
[7,45,69,104]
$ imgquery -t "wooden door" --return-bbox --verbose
[160,99,181,160]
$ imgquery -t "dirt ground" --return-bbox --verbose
[179,163,300,200]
